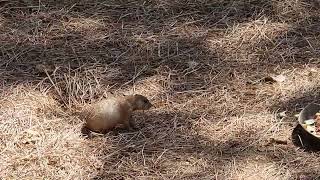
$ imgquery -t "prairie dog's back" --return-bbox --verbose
[95,98,122,121]
[83,97,131,133]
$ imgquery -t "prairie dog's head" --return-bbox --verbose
[130,94,153,110]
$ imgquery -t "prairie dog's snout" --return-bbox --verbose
[131,94,153,110]
[80,94,152,136]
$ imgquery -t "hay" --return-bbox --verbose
[1,0,320,179]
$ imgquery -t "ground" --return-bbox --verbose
[1,0,320,179]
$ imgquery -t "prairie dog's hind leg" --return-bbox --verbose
[81,124,92,138]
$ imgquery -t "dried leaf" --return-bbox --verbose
[264,74,286,83]
[304,119,315,125]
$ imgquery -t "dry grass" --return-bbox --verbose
[1,0,320,179]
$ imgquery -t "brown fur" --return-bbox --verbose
[80,94,153,136]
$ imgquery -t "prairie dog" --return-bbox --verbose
[81,94,153,135]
